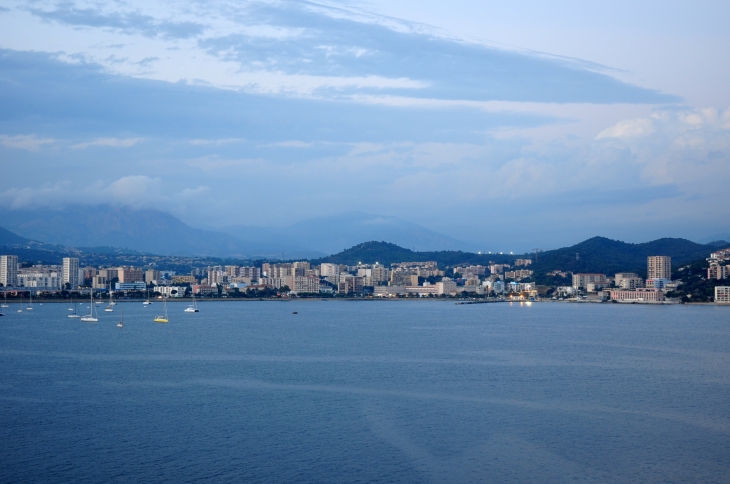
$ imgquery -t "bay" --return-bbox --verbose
[1,301,729,483]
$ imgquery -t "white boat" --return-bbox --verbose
[184,294,199,313]
[154,298,169,323]
[143,290,152,306]
[68,299,80,318]
[1,289,8,308]
[116,307,124,328]
[105,284,114,312]
[26,291,33,310]
[81,293,99,322]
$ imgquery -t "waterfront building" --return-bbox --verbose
[116,281,147,291]
[0,255,19,287]
[62,257,79,289]
[647,256,672,280]
[715,286,730,304]
[293,275,320,294]
[192,284,217,295]
[610,288,665,302]
[572,273,607,290]
[338,275,364,295]
[436,279,457,296]
[92,275,108,289]
[615,273,644,290]
[18,268,61,289]
[154,285,184,297]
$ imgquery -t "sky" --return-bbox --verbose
[1,0,729,250]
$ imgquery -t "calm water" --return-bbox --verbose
[1,300,729,483]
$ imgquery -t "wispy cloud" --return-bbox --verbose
[71,137,143,149]
[0,134,55,151]
[27,5,204,39]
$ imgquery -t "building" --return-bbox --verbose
[293,276,320,294]
[0,255,19,287]
[115,282,147,291]
[436,279,457,295]
[154,285,185,297]
[92,275,108,289]
[320,263,340,279]
[18,267,61,289]
[192,284,217,296]
[647,256,671,280]
[572,273,607,290]
[390,271,418,286]
[710,248,730,261]
[646,278,671,290]
[172,275,196,284]
[515,259,533,267]
[489,264,510,274]
[145,269,161,284]
[610,288,665,302]
[708,263,729,280]
[62,257,79,289]
[505,269,533,280]
[615,273,644,290]
[338,275,364,294]
[715,286,730,304]
[118,267,144,283]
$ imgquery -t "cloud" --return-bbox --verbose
[27,5,204,39]
[596,118,655,139]
[0,176,209,213]
[71,137,143,149]
[0,134,55,151]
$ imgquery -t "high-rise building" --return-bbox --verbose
[647,256,672,280]
[62,257,79,289]
[0,255,19,287]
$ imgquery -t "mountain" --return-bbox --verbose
[313,241,516,267]
[0,226,31,245]
[531,236,720,277]
[0,206,323,259]
[219,212,481,254]
[314,237,722,276]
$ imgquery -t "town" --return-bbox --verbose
[1,247,728,304]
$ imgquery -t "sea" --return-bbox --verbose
[1,300,729,483]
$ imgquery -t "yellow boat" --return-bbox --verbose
[154,298,169,323]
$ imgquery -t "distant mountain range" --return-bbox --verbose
[0,206,479,257]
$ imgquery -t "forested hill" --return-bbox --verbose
[315,237,725,276]
[532,237,723,277]
[313,241,518,266]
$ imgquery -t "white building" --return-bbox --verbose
[436,279,457,295]
[572,273,607,290]
[715,286,730,304]
[155,285,185,297]
[18,270,61,289]
[1,255,19,287]
[610,288,665,302]
[615,273,644,290]
[62,257,80,289]
[320,263,340,279]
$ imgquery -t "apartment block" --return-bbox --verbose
[572,273,607,290]
[293,275,320,294]
[62,257,79,289]
[647,256,672,280]
[708,263,728,280]
[615,273,644,290]
[715,286,730,304]
[515,259,533,267]
[0,255,19,287]
[145,269,161,283]
[338,275,364,294]
[320,263,340,279]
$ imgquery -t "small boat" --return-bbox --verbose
[105,284,114,312]
[26,291,33,310]
[184,294,199,313]
[117,308,124,328]
[154,298,169,323]
[143,290,152,306]
[81,293,99,322]
[1,289,8,308]
[68,299,80,318]
[292,311,298,314]
[0,313,4,316]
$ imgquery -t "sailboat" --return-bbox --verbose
[117,307,124,328]
[26,291,33,310]
[1,289,8,308]
[184,293,199,312]
[143,290,152,306]
[154,297,169,323]
[105,284,114,312]
[80,293,99,322]
[68,299,80,318]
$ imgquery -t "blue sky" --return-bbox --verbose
[1,0,729,250]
